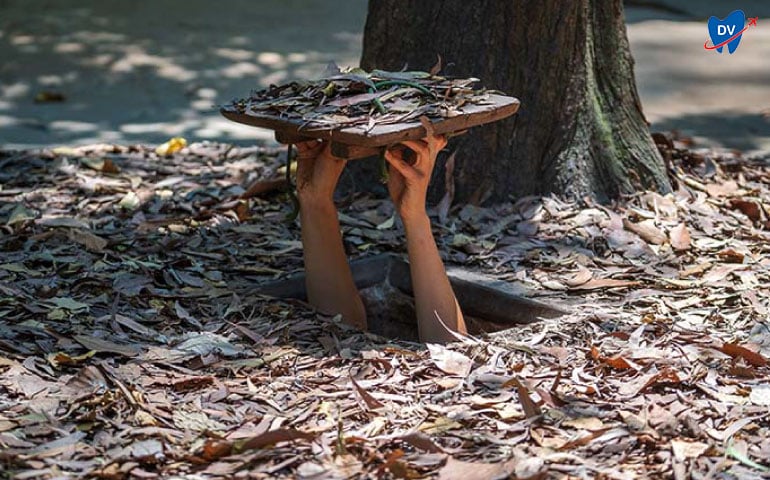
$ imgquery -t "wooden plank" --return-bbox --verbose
[274,131,381,159]
[221,93,519,148]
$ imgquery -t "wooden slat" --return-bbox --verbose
[221,93,519,148]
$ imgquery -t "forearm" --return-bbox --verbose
[299,199,366,328]
[403,213,466,343]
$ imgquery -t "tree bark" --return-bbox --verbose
[358,0,671,204]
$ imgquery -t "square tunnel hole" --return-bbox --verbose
[256,254,568,342]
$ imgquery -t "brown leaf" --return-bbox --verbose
[201,429,316,461]
[66,228,108,252]
[605,356,634,370]
[623,218,667,245]
[729,199,762,221]
[73,334,139,357]
[24,431,87,458]
[717,248,745,264]
[240,429,316,450]
[720,343,768,367]
[400,432,445,453]
[558,427,613,450]
[376,449,417,479]
[350,375,385,411]
[706,180,738,197]
[172,376,215,392]
[669,223,691,252]
[429,54,443,76]
[437,457,520,480]
[564,266,593,287]
[680,262,712,278]
[637,368,682,394]
[671,439,710,461]
[502,376,542,418]
[240,178,287,199]
[65,365,108,392]
[591,346,639,371]
[570,278,640,290]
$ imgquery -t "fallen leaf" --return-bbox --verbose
[725,439,769,472]
[400,431,445,453]
[73,334,139,357]
[156,137,187,156]
[558,428,613,450]
[437,457,519,480]
[36,216,90,229]
[623,218,667,245]
[570,278,640,290]
[565,266,592,287]
[119,191,141,210]
[562,417,605,430]
[706,180,738,197]
[503,376,542,418]
[67,228,108,252]
[720,343,768,367]
[671,439,709,461]
[749,385,770,405]
[6,204,37,225]
[350,375,385,411]
[81,157,120,174]
[47,351,95,368]
[426,344,472,377]
[717,248,745,263]
[669,223,691,251]
[729,199,762,221]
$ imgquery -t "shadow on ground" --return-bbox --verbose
[0,0,366,148]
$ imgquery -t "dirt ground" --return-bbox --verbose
[1,1,769,152]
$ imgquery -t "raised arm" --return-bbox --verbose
[384,136,467,343]
[294,140,366,329]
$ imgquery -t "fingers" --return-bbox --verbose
[295,139,324,161]
[429,134,448,152]
[401,140,430,158]
[384,148,418,180]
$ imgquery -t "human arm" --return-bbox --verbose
[294,140,367,329]
[384,137,467,343]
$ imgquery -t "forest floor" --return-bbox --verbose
[1,136,769,479]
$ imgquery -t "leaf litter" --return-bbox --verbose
[222,66,496,132]
[0,135,769,478]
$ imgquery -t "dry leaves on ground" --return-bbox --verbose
[0,138,769,479]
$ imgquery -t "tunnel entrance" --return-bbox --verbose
[256,254,568,342]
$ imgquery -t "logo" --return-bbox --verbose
[705,10,758,54]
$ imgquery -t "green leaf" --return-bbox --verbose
[6,203,37,225]
[0,263,41,277]
[726,438,769,472]
[46,297,90,312]
[371,69,432,80]
[376,215,395,230]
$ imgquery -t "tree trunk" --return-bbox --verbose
[357,0,671,204]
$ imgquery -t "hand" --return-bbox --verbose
[384,134,447,222]
[294,140,348,204]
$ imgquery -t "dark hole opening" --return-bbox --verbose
[257,254,568,342]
